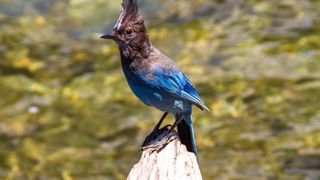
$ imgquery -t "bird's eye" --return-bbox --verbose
[126,30,132,35]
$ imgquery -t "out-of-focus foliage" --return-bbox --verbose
[1,0,320,179]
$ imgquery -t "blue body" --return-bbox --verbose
[124,67,196,114]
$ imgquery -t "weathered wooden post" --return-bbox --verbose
[127,127,202,180]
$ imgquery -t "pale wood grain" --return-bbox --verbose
[127,130,202,180]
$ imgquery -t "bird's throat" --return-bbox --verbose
[119,40,151,60]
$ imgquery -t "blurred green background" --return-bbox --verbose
[1,0,320,179]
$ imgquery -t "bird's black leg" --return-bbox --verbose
[140,112,169,149]
[152,112,168,132]
[140,114,183,152]
[166,114,183,136]
[147,114,182,150]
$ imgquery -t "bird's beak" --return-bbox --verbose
[100,32,115,39]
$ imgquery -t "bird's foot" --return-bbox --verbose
[140,124,175,152]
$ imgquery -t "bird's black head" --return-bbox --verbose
[101,0,150,52]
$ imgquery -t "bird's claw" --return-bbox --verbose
[139,133,176,153]
[140,124,173,152]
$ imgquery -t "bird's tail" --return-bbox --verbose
[177,110,198,159]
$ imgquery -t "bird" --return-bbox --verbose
[100,0,209,159]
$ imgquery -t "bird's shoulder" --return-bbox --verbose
[143,47,189,90]
[148,47,179,72]
[131,46,179,78]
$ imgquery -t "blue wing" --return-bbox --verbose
[150,69,209,111]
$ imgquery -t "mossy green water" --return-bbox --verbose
[1,0,320,179]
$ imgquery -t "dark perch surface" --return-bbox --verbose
[127,127,202,180]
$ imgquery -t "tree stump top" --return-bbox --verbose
[127,128,202,180]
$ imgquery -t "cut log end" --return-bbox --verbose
[127,127,203,180]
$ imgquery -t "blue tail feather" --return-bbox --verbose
[177,111,198,159]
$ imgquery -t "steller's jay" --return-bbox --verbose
[101,0,209,158]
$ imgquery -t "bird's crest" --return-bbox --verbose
[114,0,140,31]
